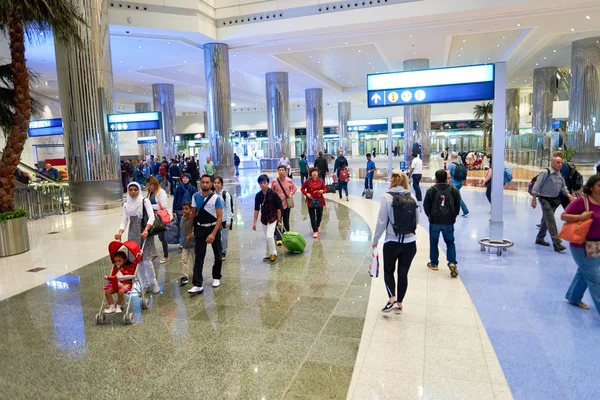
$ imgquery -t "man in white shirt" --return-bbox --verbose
[278,153,291,178]
[408,152,423,202]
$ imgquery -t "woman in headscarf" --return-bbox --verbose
[114,182,160,294]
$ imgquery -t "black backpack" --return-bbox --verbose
[430,186,455,219]
[567,163,584,191]
[222,190,234,214]
[452,162,468,181]
[528,168,550,195]
[387,192,417,236]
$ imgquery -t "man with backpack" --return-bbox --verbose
[423,169,461,277]
[446,152,470,217]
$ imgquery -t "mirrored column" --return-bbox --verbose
[265,72,290,158]
[54,0,121,211]
[338,102,352,156]
[506,89,520,150]
[403,59,431,164]
[204,43,233,174]
[532,67,557,166]
[305,88,323,156]
[152,83,177,160]
[569,37,600,162]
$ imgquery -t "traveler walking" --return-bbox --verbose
[408,152,423,202]
[338,165,350,201]
[562,175,600,314]
[272,165,297,246]
[233,153,241,176]
[178,202,195,286]
[447,152,470,217]
[483,156,493,203]
[301,168,327,238]
[299,154,309,185]
[531,155,574,252]
[173,173,198,227]
[372,170,418,314]
[204,156,216,181]
[362,153,376,196]
[187,157,198,188]
[252,174,282,264]
[146,176,170,264]
[114,182,160,294]
[168,160,181,196]
[314,151,329,180]
[213,176,234,261]
[423,169,461,277]
[187,174,224,295]
[333,150,348,180]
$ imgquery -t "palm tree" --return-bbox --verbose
[0,0,84,214]
[0,64,44,133]
[473,101,493,152]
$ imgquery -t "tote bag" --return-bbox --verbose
[558,196,592,245]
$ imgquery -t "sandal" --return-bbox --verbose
[568,301,590,310]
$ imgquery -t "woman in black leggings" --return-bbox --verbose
[371,170,418,314]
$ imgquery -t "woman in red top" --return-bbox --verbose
[301,168,327,238]
[103,251,136,314]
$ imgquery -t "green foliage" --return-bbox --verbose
[0,208,27,223]
[0,63,44,136]
[563,147,576,162]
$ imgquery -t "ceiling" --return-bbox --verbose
[0,0,599,115]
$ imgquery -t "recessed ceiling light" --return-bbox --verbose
[458,54,461,57]
[460,47,463,50]
[309,55,312,57]
[409,35,413,38]
[571,28,575,32]
[138,45,142,49]
[166,55,170,57]
[119,61,123,63]
[35,85,38,88]
[184,60,187,63]
[488,57,491,60]
[345,42,348,44]
[413,52,416,55]
[140,66,143,68]
[462,39,466,43]
[536,63,539,66]
[141,80,144,82]
[543,57,547,60]
[553,49,556,52]
[178,69,181,71]
[231,103,236,106]
[40,32,44,36]
[167,42,171,45]
[586,15,591,20]
[143,92,146,95]
[358,50,362,53]
[318,61,321,63]
[287,48,291,51]
[497,44,500,47]
[128,90,131,92]
[517,23,521,27]
[502,36,506,39]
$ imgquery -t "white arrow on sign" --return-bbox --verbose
[371,93,382,104]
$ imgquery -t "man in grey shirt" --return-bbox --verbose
[531,156,574,252]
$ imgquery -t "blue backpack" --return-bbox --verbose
[503,167,513,184]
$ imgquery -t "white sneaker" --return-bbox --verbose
[103,304,116,314]
[187,286,204,294]
[115,304,122,314]
[160,257,169,264]
[152,281,160,294]
[212,279,221,288]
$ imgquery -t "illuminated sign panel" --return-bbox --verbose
[28,118,63,137]
[347,118,389,132]
[137,136,157,144]
[367,64,495,108]
[107,112,161,132]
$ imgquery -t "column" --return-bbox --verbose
[506,89,520,150]
[490,62,507,241]
[54,0,120,211]
[305,88,323,156]
[152,83,177,160]
[265,72,290,158]
[569,37,600,162]
[532,67,557,166]
[338,102,352,156]
[135,102,152,158]
[204,43,233,175]
[403,59,431,164]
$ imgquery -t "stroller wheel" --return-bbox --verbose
[144,298,150,309]
[95,313,101,325]
[140,299,146,309]
[128,313,134,324]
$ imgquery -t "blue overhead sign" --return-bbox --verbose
[108,112,161,132]
[137,136,157,144]
[367,64,495,108]
[28,118,63,137]
[347,118,388,132]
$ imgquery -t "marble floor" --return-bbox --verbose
[1,167,598,399]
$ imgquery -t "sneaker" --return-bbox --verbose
[462,212,470,218]
[179,275,189,286]
[103,304,116,314]
[221,253,226,261]
[269,255,277,264]
[263,256,271,262]
[178,245,183,250]
[554,244,567,253]
[346,196,349,202]
[187,286,204,295]
[361,191,365,197]
[313,232,318,238]
[276,240,283,247]
[382,301,396,313]
[160,257,169,264]
[535,239,550,247]
[395,304,403,315]
[152,281,160,294]
[427,262,439,271]
[212,279,221,288]
[115,304,123,314]
[448,263,458,278]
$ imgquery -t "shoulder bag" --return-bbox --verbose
[141,199,167,237]
[558,195,593,245]
[278,178,294,209]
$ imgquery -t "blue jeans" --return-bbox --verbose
[485,183,491,203]
[235,165,239,175]
[454,183,470,215]
[566,246,600,315]
[364,176,373,190]
[429,224,457,266]
[412,174,422,201]
[338,181,348,198]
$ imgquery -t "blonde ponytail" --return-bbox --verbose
[390,170,409,190]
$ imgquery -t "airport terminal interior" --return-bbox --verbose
[1,0,600,399]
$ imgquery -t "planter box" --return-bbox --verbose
[0,216,30,257]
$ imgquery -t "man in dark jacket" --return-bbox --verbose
[333,150,348,179]
[233,153,241,176]
[187,157,198,188]
[423,169,461,278]
[168,161,181,195]
[313,151,329,180]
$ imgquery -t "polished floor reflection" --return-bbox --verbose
[0,193,372,399]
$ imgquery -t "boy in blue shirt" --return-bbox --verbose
[362,153,376,196]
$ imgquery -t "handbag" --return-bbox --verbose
[141,199,167,237]
[585,239,600,258]
[156,204,171,225]
[558,195,593,245]
[278,178,294,209]
[310,198,322,208]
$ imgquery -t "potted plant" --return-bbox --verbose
[473,101,493,152]
[0,1,84,256]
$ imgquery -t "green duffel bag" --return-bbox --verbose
[278,227,306,253]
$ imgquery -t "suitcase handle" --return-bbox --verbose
[276,225,287,235]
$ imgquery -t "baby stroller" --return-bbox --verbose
[95,240,150,325]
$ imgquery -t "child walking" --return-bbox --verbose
[338,165,350,201]
[103,251,136,314]
[179,202,195,286]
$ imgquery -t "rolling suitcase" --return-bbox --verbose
[278,227,306,253]
[326,177,338,194]
[365,189,374,199]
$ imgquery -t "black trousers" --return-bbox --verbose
[157,231,169,258]
[300,172,308,185]
[308,207,323,233]
[383,241,417,302]
[192,226,222,287]
[275,207,291,240]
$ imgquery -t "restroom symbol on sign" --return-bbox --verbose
[388,92,399,103]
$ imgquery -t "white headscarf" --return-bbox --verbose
[124,182,144,218]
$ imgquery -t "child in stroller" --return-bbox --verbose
[103,251,135,314]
